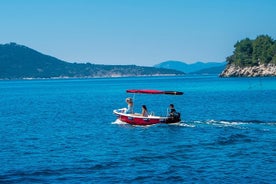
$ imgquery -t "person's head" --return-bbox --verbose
[126,97,133,104]
[142,105,147,111]
[169,104,174,109]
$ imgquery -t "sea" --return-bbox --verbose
[0,75,275,183]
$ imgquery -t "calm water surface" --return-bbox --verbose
[0,76,275,183]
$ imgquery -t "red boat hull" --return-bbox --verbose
[113,109,180,126]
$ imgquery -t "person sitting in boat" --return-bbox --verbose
[169,104,176,116]
[125,97,134,114]
[141,105,149,117]
[169,104,180,119]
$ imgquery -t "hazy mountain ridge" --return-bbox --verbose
[190,65,226,74]
[0,43,184,79]
[154,60,226,74]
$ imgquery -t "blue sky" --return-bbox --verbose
[1,0,276,66]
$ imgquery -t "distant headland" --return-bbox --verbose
[220,35,276,77]
[0,43,184,79]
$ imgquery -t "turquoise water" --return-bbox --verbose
[0,76,275,183]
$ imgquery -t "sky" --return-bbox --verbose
[1,0,276,66]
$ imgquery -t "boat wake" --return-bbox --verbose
[185,119,276,130]
[167,122,196,127]
[111,119,128,125]
[198,119,249,126]
[192,119,275,125]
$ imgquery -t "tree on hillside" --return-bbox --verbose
[232,38,253,66]
[252,35,274,65]
[271,43,276,64]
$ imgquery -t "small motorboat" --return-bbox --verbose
[113,89,183,126]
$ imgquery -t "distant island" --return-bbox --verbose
[154,60,226,74]
[220,35,276,77]
[0,43,184,79]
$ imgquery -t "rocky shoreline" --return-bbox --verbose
[220,63,276,77]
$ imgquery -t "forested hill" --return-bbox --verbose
[226,35,276,66]
[0,43,184,79]
[220,35,276,77]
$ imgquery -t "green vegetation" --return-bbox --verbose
[0,43,184,79]
[226,35,276,66]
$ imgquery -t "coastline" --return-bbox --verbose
[0,74,184,81]
[220,63,276,77]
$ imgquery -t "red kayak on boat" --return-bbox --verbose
[113,89,183,126]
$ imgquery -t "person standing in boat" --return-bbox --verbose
[125,97,134,114]
[141,105,149,117]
